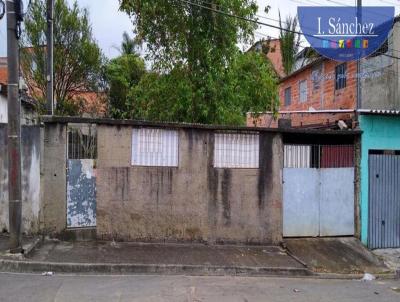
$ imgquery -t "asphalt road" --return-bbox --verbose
[0,273,399,302]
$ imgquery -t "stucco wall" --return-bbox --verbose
[0,124,41,234]
[360,115,400,245]
[96,125,283,244]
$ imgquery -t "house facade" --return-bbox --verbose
[247,47,358,129]
[248,17,400,249]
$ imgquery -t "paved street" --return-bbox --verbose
[0,273,399,302]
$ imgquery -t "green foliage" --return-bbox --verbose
[21,0,104,115]
[105,54,146,119]
[121,31,139,55]
[119,0,258,71]
[118,0,278,125]
[127,52,278,125]
[278,11,300,75]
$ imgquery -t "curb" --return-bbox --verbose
[22,237,42,257]
[0,259,313,277]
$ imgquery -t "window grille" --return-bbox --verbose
[131,128,179,167]
[284,144,354,168]
[67,125,97,159]
[299,80,308,103]
[312,64,323,90]
[214,133,259,168]
[335,63,347,90]
[284,87,292,106]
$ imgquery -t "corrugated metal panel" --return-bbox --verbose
[368,154,400,249]
[319,168,355,236]
[131,128,179,167]
[320,145,354,168]
[214,133,259,168]
[67,159,96,228]
[283,168,319,237]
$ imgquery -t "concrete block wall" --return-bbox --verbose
[96,125,283,244]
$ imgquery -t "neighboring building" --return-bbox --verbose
[0,55,107,118]
[249,18,400,249]
[248,39,285,78]
[247,46,357,128]
[358,18,400,249]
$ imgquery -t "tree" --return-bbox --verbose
[119,0,261,123]
[127,51,278,125]
[279,12,300,75]
[21,0,104,115]
[121,31,139,55]
[105,54,146,119]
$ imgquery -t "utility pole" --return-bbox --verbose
[46,0,54,115]
[356,0,362,111]
[7,0,22,253]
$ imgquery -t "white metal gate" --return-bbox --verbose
[283,145,355,237]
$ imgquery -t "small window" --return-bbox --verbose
[214,133,259,168]
[284,87,291,106]
[131,128,179,167]
[311,64,322,90]
[299,80,308,103]
[335,63,347,90]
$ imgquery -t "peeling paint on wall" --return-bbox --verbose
[0,125,41,234]
[67,159,96,228]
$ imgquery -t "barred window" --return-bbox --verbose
[131,128,179,167]
[284,87,292,106]
[335,63,347,90]
[68,124,97,160]
[214,133,259,168]
[299,80,308,103]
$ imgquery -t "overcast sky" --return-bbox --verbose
[0,0,399,59]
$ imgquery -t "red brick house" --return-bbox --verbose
[247,44,357,128]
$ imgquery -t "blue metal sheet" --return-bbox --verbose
[369,154,400,249]
[320,168,355,236]
[67,159,96,228]
[283,168,320,237]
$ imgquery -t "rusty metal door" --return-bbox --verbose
[67,159,96,228]
[368,154,400,249]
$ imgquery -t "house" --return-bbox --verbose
[248,38,285,78]
[247,46,357,129]
[0,60,38,125]
[0,53,107,118]
[248,17,400,249]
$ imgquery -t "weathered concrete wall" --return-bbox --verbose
[41,123,67,234]
[0,124,41,234]
[361,22,400,110]
[96,125,283,244]
[0,124,8,232]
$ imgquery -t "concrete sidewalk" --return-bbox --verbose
[0,236,394,278]
[1,240,309,276]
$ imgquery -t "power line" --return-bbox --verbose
[178,0,400,60]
